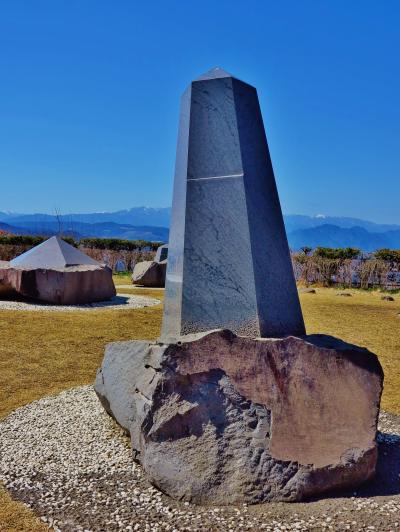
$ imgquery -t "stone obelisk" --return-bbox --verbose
[162,67,305,340]
[95,68,383,505]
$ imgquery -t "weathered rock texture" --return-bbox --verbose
[162,68,305,341]
[132,260,167,287]
[95,329,383,504]
[0,262,116,305]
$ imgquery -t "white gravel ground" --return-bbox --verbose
[0,294,160,312]
[0,386,399,531]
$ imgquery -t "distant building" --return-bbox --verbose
[155,244,168,263]
[114,259,127,272]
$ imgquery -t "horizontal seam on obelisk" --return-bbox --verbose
[187,173,243,181]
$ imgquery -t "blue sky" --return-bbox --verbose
[1,1,399,223]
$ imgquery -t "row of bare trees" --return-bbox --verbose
[81,247,154,271]
[1,237,399,286]
[0,242,155,270]
[293,254,400,289]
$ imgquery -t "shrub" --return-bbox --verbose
[0,235,46,246]
[0,234,77,247]
[374,249,400,262]
[313,247,361,260]
[79,238,163,252]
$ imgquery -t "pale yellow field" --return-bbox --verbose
[0,283,398,530]
[300,287,400,413]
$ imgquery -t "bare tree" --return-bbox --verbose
[54,207,63,236]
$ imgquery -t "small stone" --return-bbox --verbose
[131,260,166,287]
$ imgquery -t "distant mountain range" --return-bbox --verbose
[288,224,400,251]
[0,207,172,228]
[0,219,169,243]
[282,214,400,234]
[0,208,171,242]
[0,221,41,236]
[283,215,400,251]
[1,209,399,251]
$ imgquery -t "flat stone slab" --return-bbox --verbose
[95,330,383,504]
[1,386,398,531]
[299,287,317,294]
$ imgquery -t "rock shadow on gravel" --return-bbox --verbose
[307,431,400,502]
[355,432,400,497]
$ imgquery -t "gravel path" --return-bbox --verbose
[0,294,160,312]
[0,386,399,531]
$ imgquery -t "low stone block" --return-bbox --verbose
[0,262,116,304]
[131,260,166,287]
[95,329,383,504]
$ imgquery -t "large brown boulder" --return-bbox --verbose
[0,261,15,298]
[0,236,116,304]
[0,262,116,305]
[95,329,383,504]
[131,260,166,287]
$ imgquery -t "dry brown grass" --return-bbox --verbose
[0,486,48,532]
[0,285,399,530]
[0,291,163,530]
[120,287,166,300]
[0,306,163,419]
[113,273,132,285]
[300,287,400,414]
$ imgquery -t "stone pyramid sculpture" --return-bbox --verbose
[10,236,100,269]
[162,67,305,341]
[0,236,115,304]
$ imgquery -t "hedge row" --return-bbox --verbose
[0,237,399,262]
[0,235,76,246]
[80,238,162,251]
[299,246,400,261]
[312,247,361,260]
[0,235,163,251]
[374,249,400,262]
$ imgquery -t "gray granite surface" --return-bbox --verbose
[162,68,305,340]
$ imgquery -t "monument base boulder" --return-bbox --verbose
[95,330,383,504]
